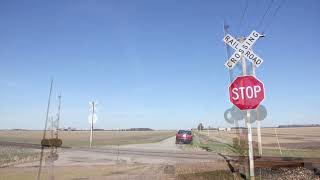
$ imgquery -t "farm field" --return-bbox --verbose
[0,146,40,168]
[0,130,176,167]
[0,131,228,180]
[0,161,231,180]
[0,130,176,147]
[197,127,320,158]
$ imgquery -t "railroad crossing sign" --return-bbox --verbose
[223,30,264,69]
[229,75,265,110]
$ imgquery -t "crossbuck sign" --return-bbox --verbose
[223,30,264,70]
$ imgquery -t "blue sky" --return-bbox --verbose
[0,0,319,130]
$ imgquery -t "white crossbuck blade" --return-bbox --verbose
[223,30,264,70]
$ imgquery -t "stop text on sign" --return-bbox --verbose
[231,85,261,100]
[229,75,265,110]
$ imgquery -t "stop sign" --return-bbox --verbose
[229,76,265,110]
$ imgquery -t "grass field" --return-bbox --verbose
[0,130,175,147]
[0,146,40,167]
[194,127,320,158]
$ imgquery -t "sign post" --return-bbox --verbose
[223,30,265,180]
[229,71,265,180]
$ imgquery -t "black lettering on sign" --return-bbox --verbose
[235,43,239,49]
[227,62,232,68]
[254,57,262,65]
[235,53,240,58]
[248,37,255,42]
[230,58,237,63]
[225,35,230,42]
[252,56,258,62]
[238,49,244,54]
[249,54,254,59]
[242,44,248,50]
[245,51,250,56]
[228,39,233,45]
[253,32,259,37]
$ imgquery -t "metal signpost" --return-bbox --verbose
[223,30,265,180]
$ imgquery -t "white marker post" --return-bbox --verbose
[246,111,255,179]
[224,31,264,180]
[238,36,254,179]
[252,58,263,156]
[240,38,255,179]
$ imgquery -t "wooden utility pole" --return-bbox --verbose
[37,79,53,180]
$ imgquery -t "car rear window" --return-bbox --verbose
[178,130,191,135]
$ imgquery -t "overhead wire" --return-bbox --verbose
[256,0,275,31]
[238,0,249,36]
[262,0,287,34]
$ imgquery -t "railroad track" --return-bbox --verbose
[221,154,320,178]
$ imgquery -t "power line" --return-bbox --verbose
[238,0,249,36]
[262,0,286,34]
[256,0,275,31]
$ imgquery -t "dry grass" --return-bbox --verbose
[0,130,175,147]
[0,164,161,180]
[198,127,320,158]
[0,146,39,167]
[0,162,231,180]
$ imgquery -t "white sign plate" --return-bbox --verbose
[223,30,263,69]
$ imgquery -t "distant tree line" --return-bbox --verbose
[59,127,154,131]
[197,123,204,131]
[121,128,154,131]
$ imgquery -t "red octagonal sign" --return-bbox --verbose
[229,75,265,110]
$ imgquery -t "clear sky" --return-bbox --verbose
[0,0,319,130]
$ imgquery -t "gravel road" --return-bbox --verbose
[16,136,223,167]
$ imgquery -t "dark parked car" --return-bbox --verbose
[175,130,193,144]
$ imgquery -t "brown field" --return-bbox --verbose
[0,130,175,167]
[0,130,175,147]
[0,161,231,180]
[198,127,320,158]
[0,130,231,180]
[0,164,171,180]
